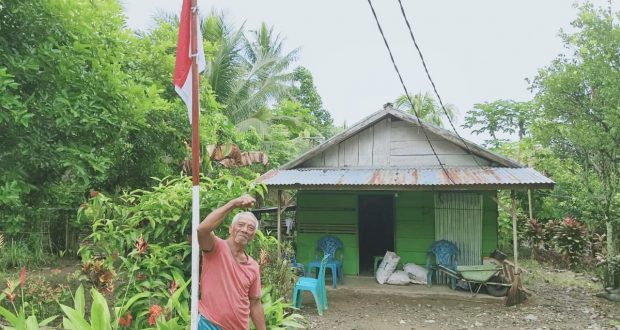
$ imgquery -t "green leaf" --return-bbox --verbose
[120,291,150,314]
[75,284,85,317]
[90,288,111,330]
[0,305,18,325]
[60,304,91,330]
[25,315,39,330]
[38,314,59,326]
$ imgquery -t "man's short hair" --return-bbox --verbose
[231,211,259,230]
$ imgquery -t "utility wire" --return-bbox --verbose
[366,0,455,184]
[396,0,484,167]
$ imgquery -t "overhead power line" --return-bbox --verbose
[395,0,483,167]
[366,0,455,184]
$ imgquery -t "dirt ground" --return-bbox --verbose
[298,276,620,330]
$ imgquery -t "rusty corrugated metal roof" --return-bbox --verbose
[257,167,554,190]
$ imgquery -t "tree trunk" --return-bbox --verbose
[606,219,615,287]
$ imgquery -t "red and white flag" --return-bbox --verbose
[173,0,206,123]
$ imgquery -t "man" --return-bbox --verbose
[197,194,266,330]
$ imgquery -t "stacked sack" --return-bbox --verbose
[375,251,428,285]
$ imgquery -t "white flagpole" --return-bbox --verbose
[191,186,200,329]
[189,0,200,328]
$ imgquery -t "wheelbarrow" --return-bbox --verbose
[436,264,511,297]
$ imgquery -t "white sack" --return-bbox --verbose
[386,270,411,285]
[376,251,400,284]
[403,263,428,284]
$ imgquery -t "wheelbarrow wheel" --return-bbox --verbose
[486,275,510,297]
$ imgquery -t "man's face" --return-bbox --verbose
[229,216,257,246]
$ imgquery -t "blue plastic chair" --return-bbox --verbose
[426,240,459,289]
[290,254,305,275]
[306,235,343,288]
[293,254,328,315]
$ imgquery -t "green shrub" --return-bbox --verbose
[552,217,588,267]
[253,286,305,330]
[76,173,306,328]
[595,254,620,289]
[247,231,297,302]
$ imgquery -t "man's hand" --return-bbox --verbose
[232,194,256,209]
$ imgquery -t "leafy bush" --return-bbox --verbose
[253,286,305,330]
[246,233,305,329]
[595,254,620,289]
[552,217,589,267]
[0,268,60,329]
[247,231,297,301]
[76,173,304,328]
[523,217,590,269]
[525,218,544,259]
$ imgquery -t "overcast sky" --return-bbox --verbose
[121,0,618,144]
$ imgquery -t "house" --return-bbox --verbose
[257,104,553,276]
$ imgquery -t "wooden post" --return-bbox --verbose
[527,189,535,259]
[277,190,282,256]
[511,191,519,273]
[527,189,533,221]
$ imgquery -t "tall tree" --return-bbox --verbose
[0,0,189,236]
[463,100,534,147]
[291,66,334,138]
[530,4,620,280]
[394,92,455,127]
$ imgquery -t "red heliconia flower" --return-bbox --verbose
[90,190,99,198]
[169,280,178,295]
[20,266,26,289]
[118,312,133,327]
[148,304,163,326]
[134,235,148,255]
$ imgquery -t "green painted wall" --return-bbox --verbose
[295,190,499,275]
[481,192,499,256]
[394,191,436,266]
[296,191,359,275]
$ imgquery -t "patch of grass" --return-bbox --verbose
[0,235,49,269]
[519,258,601,293]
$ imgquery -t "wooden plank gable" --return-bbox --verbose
[300,118,490,168]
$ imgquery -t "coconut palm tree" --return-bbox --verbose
[201,13,246,108]
[199,17,299,124]
[228,22,299,124]
[394,92,456,127]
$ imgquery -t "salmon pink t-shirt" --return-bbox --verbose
[199,237,261,330]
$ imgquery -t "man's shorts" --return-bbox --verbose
[198,315,222,330]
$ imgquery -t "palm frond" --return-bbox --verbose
[235,117,270,135]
